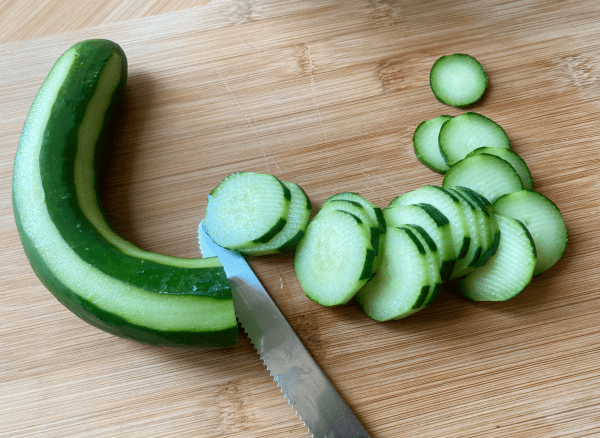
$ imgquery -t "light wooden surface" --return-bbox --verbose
[1,1,600,437]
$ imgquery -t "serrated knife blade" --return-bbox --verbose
[199,222,369,438]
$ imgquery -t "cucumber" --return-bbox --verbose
[205,172,291,250]
[390,186,471,266]
[318,198,381,258]
[439,112,510,166]
[401,224,443,308]
[446,188,483,278]
[492,190,568,276]
[467,147,533,190]
[12,40,237,347]
[458,214,537,301]
[383,203,455,280]
[325,192,386,233]
[354,226,431,321]
[240,181,311,256]
[430,54,488,107]
[442,153,523,203]
[413,115,453,174]
[294,210,376,306]
[452,186,500,268]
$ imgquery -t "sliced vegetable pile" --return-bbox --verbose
[203,53,568,323]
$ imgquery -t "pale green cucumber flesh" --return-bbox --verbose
[493,190,567,276]
[443,153,523,204]
[430,54,488,107]
[294,210,375,306]
[438,112,510,166]
[467,147,533,191]
[384,203,455,281]
[326,192,386,233]
[447,189,482,279]
[453,186,499,268]
[390,185,471,264]
[413,115,453,173]
[240,181,312,256]
[458,214,537,301]
[319,199,381,257]
[355,227,430,321]
[205,172,291,249]
[401,225,442,308]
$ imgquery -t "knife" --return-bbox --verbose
[199,222,370,438]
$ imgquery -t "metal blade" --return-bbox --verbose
[199,222,370,438]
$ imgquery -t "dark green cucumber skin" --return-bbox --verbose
[13,40,236,347]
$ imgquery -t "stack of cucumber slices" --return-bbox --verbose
[201,172,312,256]
[203,53,568,323]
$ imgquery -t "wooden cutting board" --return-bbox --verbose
[2,1,599,436]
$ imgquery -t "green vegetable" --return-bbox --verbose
[12,40,237,347]
[493,190,568,276]
[205,172,291,250]
[430,54,488,107]
[294,210,376,306]
[458,214,537,301]
[438,112,510,166]
[412,115,453,174]
[355,226,432,321]
[240,181,312,256]
[442,153,523,203]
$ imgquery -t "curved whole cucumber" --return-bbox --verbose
[12,40,237,347]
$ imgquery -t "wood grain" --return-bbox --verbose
[1,0,600,437]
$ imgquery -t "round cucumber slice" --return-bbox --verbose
[438,112,510,166]
[430,54,488,107]
[205,172,291,250]
[493,190,568,276]
[458,214,537,301]
[384,203,455,281]
[294,210,375,306]
[354,226,430,321]
[413,115,453,174]
[443,153,523,204]
[239,181,312,256]
[467,147,533,190]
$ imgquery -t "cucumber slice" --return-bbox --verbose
[430,54,488,107]
[383,203,455,280]
[413,115,453,174]
[205,172,291,250]
[401,224,443,308]
[240,181,312,256]
[325,192,386,233]
[446,189,483,278]
[493,190,568,276]
[443,153,523,203]
[294,210,375,306]
[458,214,537,301]
[439,112,510,166]
[318,198,382,259]
[467,147,533,190]
[355,227,431,321]
[452,186,499,268]
[390,186,470,265]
